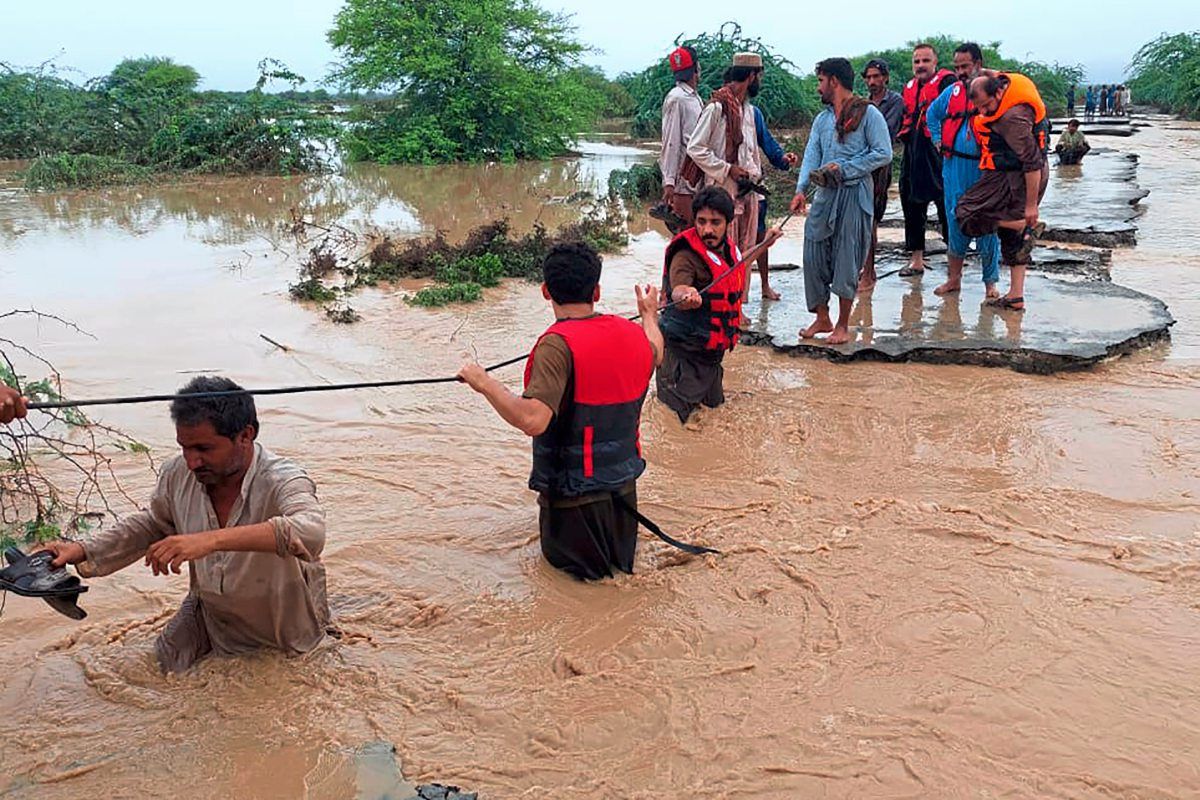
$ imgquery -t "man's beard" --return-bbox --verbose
[748,78,761,98]
[702,233,722,248]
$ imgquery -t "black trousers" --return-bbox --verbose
[901,194,948,253]
[539,485,638,580]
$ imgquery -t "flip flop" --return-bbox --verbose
[0,547,89,620]
[897,266,925,277]
[1016,222,1046,263]
[985,295,1025,311]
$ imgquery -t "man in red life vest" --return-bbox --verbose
[897,43,956,278]
[457,242,665,580]
[656,186,783,423]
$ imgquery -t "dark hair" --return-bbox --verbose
[1068,118,1081,126]
[675,46,697,82]
[542,241,602,305]
[954,42,984,64]
[170,376,258,439]
[912,43,937,56]
[815,58,854,92]
[692,185,735,223]
[725,65,760,84]
[975,75,1005,98]
[862,58,890,77]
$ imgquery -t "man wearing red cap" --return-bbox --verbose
[659,45,704,228]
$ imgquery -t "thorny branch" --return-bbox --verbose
[1,310,155,548]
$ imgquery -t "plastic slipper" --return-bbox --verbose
[0,547,89,620]
[897,266,925,277]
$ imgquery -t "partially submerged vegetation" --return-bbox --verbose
[1,57,335,189]
[288,202,627,318]
[1129,32,1200,118]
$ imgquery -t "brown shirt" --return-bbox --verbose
[992,104,1048,173]
[79,444,329,664]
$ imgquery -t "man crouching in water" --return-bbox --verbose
[657,186,783,423]
[38,377,329,672]
[458,242,664,580]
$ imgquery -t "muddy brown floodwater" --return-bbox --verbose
[1,124,1198,799]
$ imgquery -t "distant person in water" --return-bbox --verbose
[752,103,798,300]
[1121,85,1132,116]
[1100,85,1110,116]
[38,376,331,673]
[659,45,705,230]
[956,73,1052,312]
[658,186,783,422]
[1084,86,1097,121]
[1055,119,1091,165]
[791,57,892,344]
[1112,84,1126,116]
[1,385,28,424]
[458,242,663,580]
[1066,84,1076,116]
[861,58,905,292]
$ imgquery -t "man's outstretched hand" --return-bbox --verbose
[1,385,28,424]
[145,533,218,576]
[35,541,87,568]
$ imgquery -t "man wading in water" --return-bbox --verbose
[657,186,783,422]
[38,377,330,672]
[458,243,664,580]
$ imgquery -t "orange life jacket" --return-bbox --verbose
[900,69,954,140]
[973,73,1050,171]
[659,228,745,353]
[940,80,980,159]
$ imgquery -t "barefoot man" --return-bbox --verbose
[956,72,1051,312]
[791,58,893,345]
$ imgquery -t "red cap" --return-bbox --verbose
[667,47,694,73]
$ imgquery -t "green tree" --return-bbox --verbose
[619,23,819,138]
[1128,32,1200,118]
[328,0,603,163]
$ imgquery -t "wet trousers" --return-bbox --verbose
[655,343,725,424]
[943,154,1000,284]
[539,484,639,580]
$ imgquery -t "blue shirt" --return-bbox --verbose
[754,106,791,172]
[927,81,981,158]
[797,103,892,192]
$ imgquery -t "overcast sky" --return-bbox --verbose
[6,0,1193,90]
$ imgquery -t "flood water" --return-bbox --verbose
[1,122,1198,798]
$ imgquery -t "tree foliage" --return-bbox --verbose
[328,0,604,163]
[0,57,335,187]
[620,23,819,138]
[850,35,1083,117]
[1128,32,1200,118]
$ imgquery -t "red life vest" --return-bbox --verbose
[658,228,745,353]
[900,69,955,140]
[940,81,980,159]
[524,315,654,497]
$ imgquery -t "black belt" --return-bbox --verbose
[613,494,720,556]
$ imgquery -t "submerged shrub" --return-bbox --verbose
[24,154,150,190]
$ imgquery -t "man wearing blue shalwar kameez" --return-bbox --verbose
[926,42,1001,299]
[790,58,893,345]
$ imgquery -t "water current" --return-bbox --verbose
[0,125,1197,798]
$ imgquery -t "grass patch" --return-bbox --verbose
[24,154,151,190]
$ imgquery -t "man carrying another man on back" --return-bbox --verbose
[926,42,1002,299]
[38,377,330,673]
[956,72,1052,312]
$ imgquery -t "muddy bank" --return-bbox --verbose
[1,122,1199,798]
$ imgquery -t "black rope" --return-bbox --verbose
[25,215,793,412]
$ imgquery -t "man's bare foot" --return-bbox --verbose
[738,313,750,329]
[801,318,834,339]
[857,274,876,293]
[934,280,961,296]
[762,286,781,301]
[985,284,1000,300]
[825,327,852,345]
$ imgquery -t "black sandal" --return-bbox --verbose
[897,266,925,277]
[0,547,89,619]
[986,295,1025,311]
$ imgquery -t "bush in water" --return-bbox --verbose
[1129,32,1200,118]
[24,154,151,191]
[328,0,605,163]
